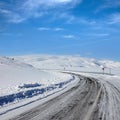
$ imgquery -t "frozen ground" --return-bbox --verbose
[0,55,120,120]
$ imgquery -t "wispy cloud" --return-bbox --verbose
[8,14,25,23]
[0,9,10,14]
[108,13,120,24]
[57,12,97,25]
[63,34,75,39]
[38,27,51,31]
[38,27,64,31]
[0,8,25,23]
[86,33,109,37]
[23,0,83,23]
[0,0,82,23]
[21,0,81,20]
[95,0,120,13]
[54,27,64,31]
[23,0,72,9]
[23,0,81,10]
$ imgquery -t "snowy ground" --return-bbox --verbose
[0,55,120,120]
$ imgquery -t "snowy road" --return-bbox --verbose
[6,72,120,120]
[9,73,115,120]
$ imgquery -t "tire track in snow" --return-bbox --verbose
[83,85,102,120]
[10,74,102,120]
[98,80,120,120]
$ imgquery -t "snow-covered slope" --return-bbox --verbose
[0,56,75,108]
[15,55,120,75]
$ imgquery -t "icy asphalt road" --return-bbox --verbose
[10,73,120,120]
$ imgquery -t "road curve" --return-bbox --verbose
[10,73,120,120]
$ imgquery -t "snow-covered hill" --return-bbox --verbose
[15,55,120,75]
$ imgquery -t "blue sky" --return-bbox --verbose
[0,0,120,60]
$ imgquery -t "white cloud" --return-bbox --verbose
[57,12,97,25]
[58,13,75,24]
[108,13,120,24]
[95,0,120,13]
[22,0,82,18]
[54,27,64,31]
[87,33,109,37]
[38,27,51,31]
[63,34,75,39]
[38,27,64,31]
[0,8,25,23]
[1,0,82,23]
[0,9,10,14]
[23,0,79,10]
[8,14,25,23]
